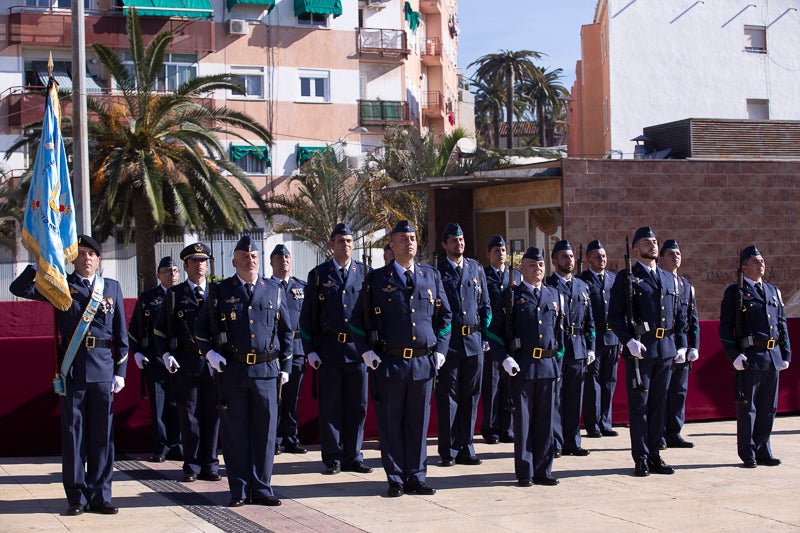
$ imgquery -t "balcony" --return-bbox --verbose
[422,91,444,118]
[357,28,409,61]
[8,6,215,53]
[421,37,442,67]
[419,0,441,13]
[358,99,412,127]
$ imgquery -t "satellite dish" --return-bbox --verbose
[455,137,476,154]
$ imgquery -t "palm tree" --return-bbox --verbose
[86,10,272,286]
[471,78,504,148]
[469,50,546,149]
[517,67,569,147]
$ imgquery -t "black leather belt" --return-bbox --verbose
[752,337,777,350]
[85,336,112,349]
[225,351,279,365]
[292,331,300,339]
[634,322,674,338]
[384,346,431,359]
[566,326,584,336]
[518,347,559,359]
[648,326,674,339]
[459,325,479,336]
[326,332,351,343]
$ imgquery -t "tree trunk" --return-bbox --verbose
[505,67,515,150]
[537,98,548,147]
[492,108,501,149]
[132,199,157,290]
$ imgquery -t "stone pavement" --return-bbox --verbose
[1,415,799,532]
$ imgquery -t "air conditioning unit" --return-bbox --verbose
[366,0,388,9]
[228,19,248,36]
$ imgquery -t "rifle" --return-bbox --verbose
[137,274,149,401]
[576,243,583,276]
[734,257,750,405]
[208,248,228,410]
[625,237,647,392]
[503,246,519,412]
[165,289,178,407]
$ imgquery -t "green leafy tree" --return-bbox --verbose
[517,67,569,147]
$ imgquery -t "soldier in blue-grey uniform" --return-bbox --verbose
[481,234,516,444]
[658,239,700,449]
[436,222,491,466]
[299,222,372,475]
[195,235,293,507]
[154,243,221,483]
[10,234,128,516]
[579,240,621,438]
[129,255,182,463]
[719,245,790,468]
[270,244,308,455]
[608,226,679,477]
[547,240,595,457]
[350,220,452,497]
[501,246,563,487]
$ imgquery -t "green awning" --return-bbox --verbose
[294,0,343,18]
[404,1,420,32]
[230,145,270,164]
[226,0,275,11]
[121,0,213,19]
[296,146,325,166]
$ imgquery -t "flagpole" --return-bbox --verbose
[72,0,91,234]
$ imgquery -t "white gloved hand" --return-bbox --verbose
[482,340,490,352]
[733,354,747,371]
[674,348,687,364]
[134,352,149,370]
[586,351,596,365]
[111,376,125,394]
[307,352,322,369]
[361,350,382,369]
[687,348,699,362]
[434,351,446,370]
[502,356,520,376]
[280,371,290,385]
[626,339,646,359]
[162,352,180,374]
[206,349,227,372]
[780,360,790,371]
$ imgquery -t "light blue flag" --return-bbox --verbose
[21,80,77,311]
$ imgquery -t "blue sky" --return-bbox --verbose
[456,1,598,91]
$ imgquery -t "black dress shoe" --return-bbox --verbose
[183,472,197,482]
[741,458,757,468]
[533,476,559,486]
[342,461,373,473]
[553,450,562,458]
[284,443,308,454]
[227,498,246,507]
[756,456,781,466]
[404,481,436,495]
[324,462,341,475]
[666,436,694,448]
[585,430,602,438]
[634,458,650,477]
[66,503,85,516]
[562,448,590,456]
[499,434,515,443]
[517,478,533,487]
[455,455,482,465]
[251,496,282,506]
[484,435,500,444]
[601,429,619,437]
[198,471,222,482]
[657,438,667,450]
[90,502,119,515]
[150,454,165,463]
[647,456,675,475]
[387,483,404,497]
[440,457,455,467]
[275,445,282,455]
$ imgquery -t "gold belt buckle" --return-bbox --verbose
[246,351,257,365]
[767,338,776,350]
[402,348,413,359]
[655,327,665,339]
[338,332,348,343]
[462,325,470,336]
[85,336,95,349]
[532,347,542,359]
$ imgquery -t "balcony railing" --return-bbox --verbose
[358,99,411,127]
[422,91,444,116]
[421,37,442,66]
[357,28,409,59]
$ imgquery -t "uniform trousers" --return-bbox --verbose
[436,350,483,459]
[480,340,513,440]
[583,344,619,433]
[665,361,690,442]
[511,376,556,481]
[737,367,779,462]
[554,350,586,452]
[277,358,305,447]
[175,371,220,475]
[626,356,672,461]
[318,362,367,467]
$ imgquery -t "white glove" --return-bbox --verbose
[674,348,687,364]
[162,352,180,374]
[626,339,646,359]
[586,351,596,365]
[434,351,446,370]
[307,352,322,369]
[780,360,790,371]
[111,376,125,394]
[206,349,227,372]
[482,341,490,352]
[502,356,520,376]
[687,348,699,362]
[733,354,747,371]
[361,350,382,369]
[280,371,290,385]
[134,352,149,370]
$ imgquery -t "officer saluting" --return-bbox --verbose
[719,245,790,468]
[351,220,452,497]
[195,236,293,507]
[10,235,128,516]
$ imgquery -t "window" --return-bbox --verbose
[120,53,197,92]
[744,26,766,53]
[746,99,769,120]
[26,0,91,7]
[297,12,328,27]
[298,69,329,102]
[229,67,264,99]
[235,153,268,174]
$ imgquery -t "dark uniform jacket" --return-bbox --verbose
[129,285,170,378]
[676,275,699,353]
[546,273,595,358]
[578,269,618,348]
[506,282,563,380]
[483,265,517,351]
[153,281,208,377]
[10,266,128,383]
[278,276,306,361]
[719,279,791,371]
[438,258,491,357]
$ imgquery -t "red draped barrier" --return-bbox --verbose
[0,300,797,456]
